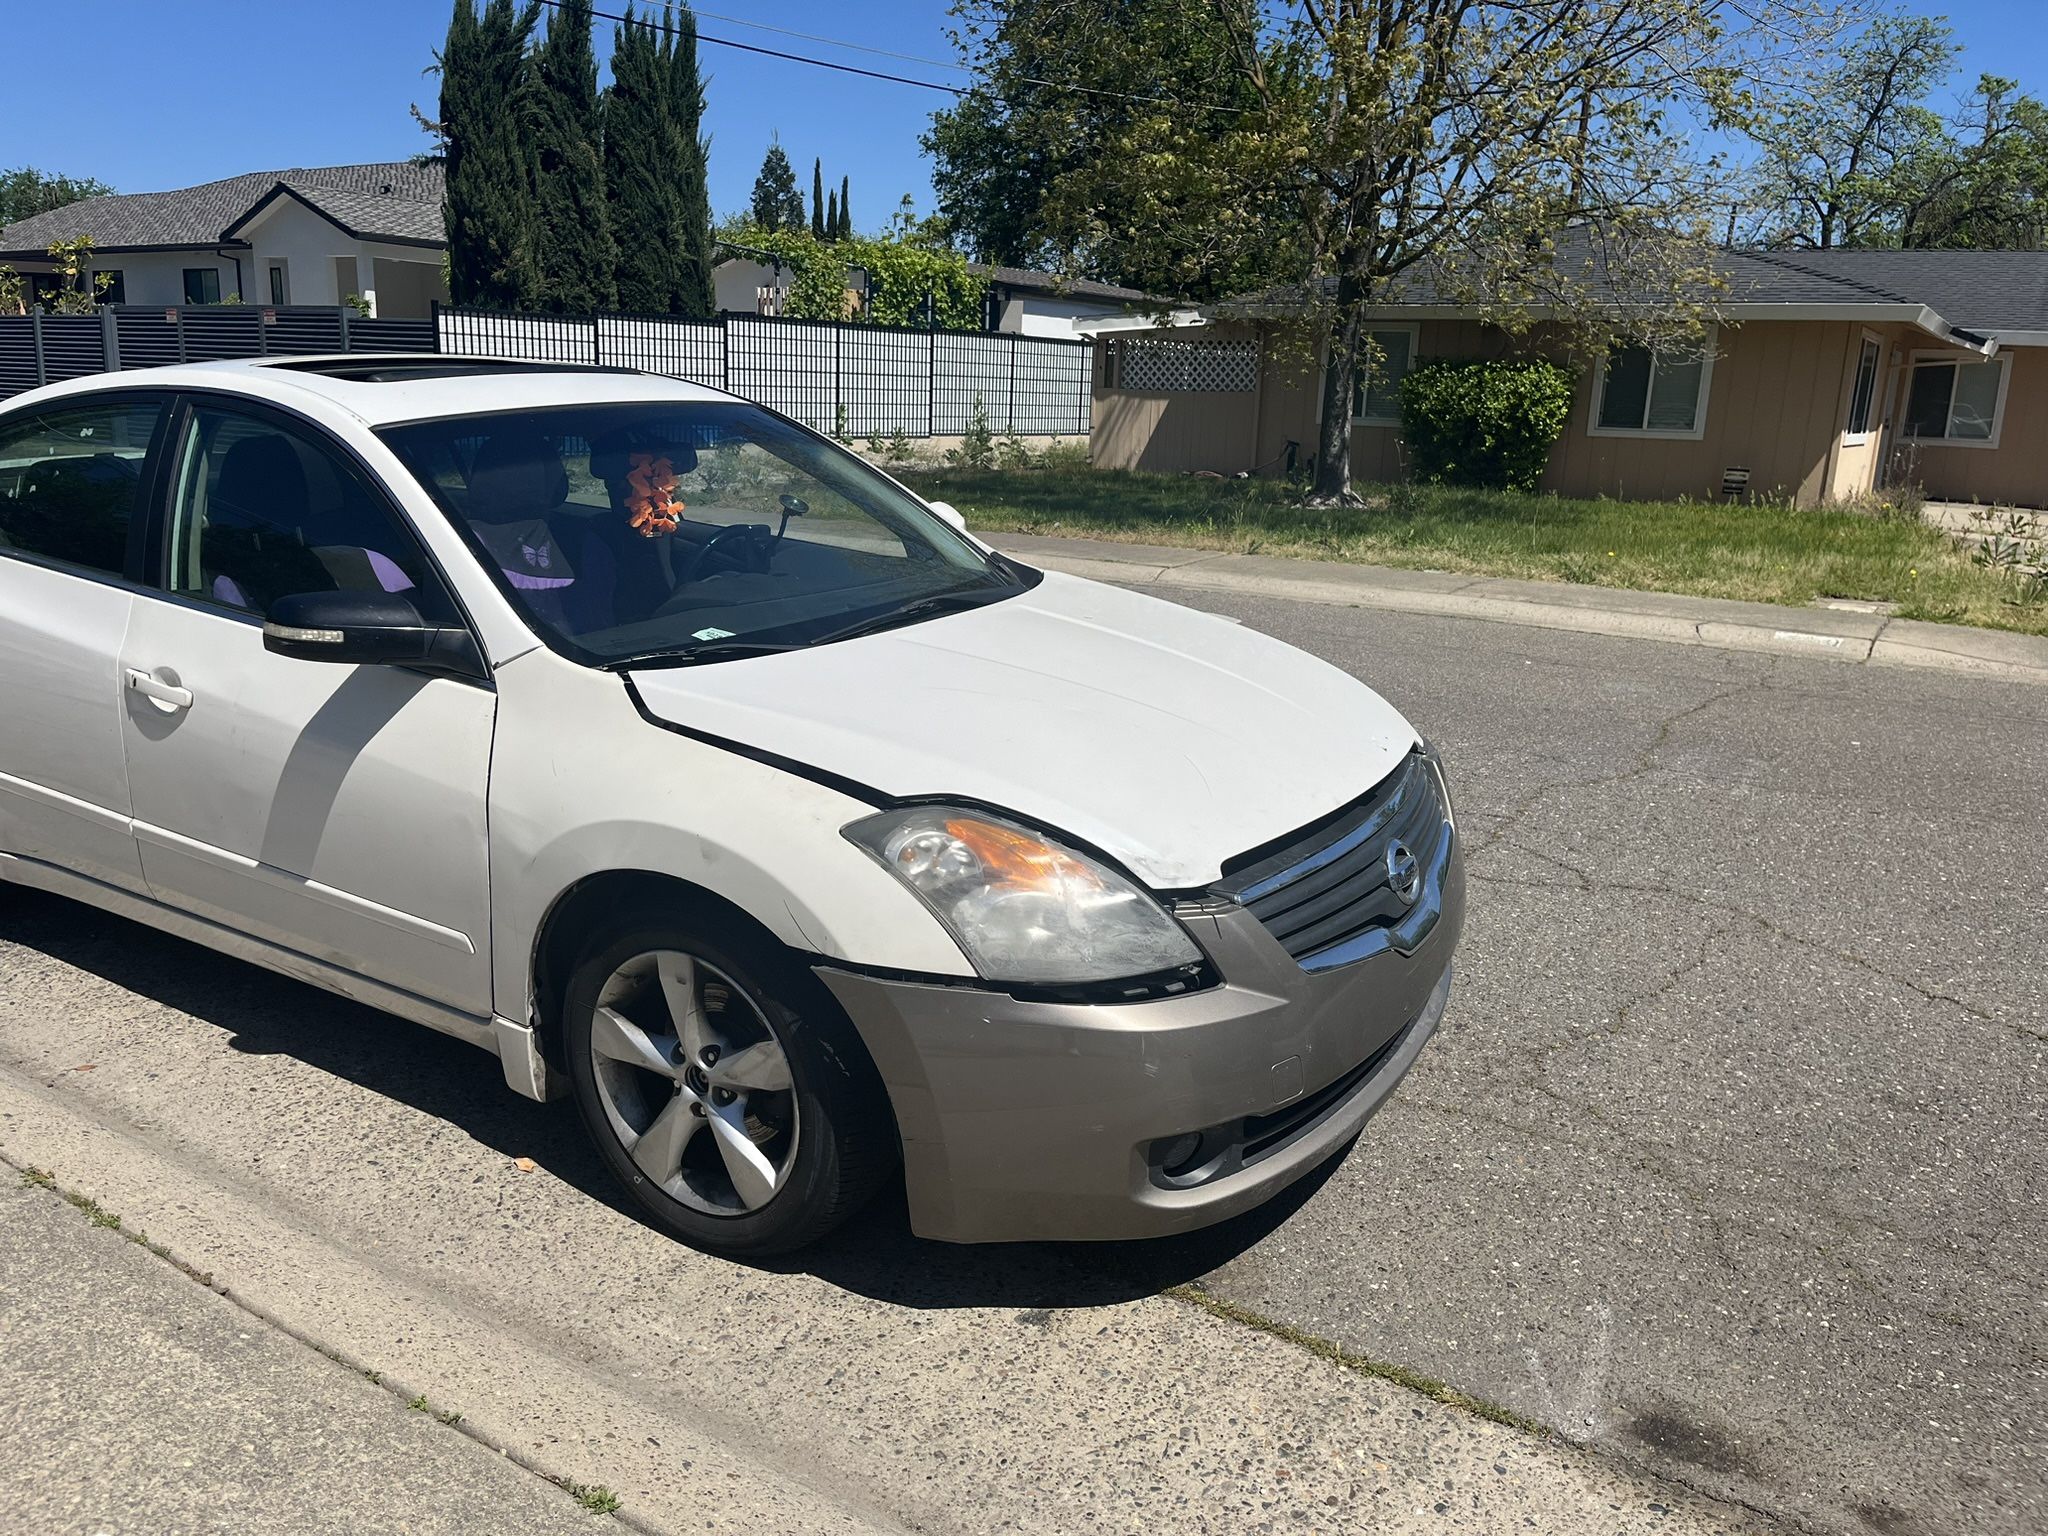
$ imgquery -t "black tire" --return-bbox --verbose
[559,908,895,1256]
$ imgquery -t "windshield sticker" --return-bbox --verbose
[692,627,736,641]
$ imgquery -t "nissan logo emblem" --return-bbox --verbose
[1385,841,1422,905]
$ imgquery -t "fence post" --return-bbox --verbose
[720,314,730,391]
[834,323,842,435]
[927,327,936,437]
[30,308,45,389]
[101,306,119,372]
[339,303,352,352]
[1007,335,1017,434]
[592,309,603,368]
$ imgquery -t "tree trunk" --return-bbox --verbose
[1310,276,1365,502]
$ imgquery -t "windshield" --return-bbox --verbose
[378,401,1027,666]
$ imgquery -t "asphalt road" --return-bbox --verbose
[0,590,2039,1535]
[1141,588,2048,1536]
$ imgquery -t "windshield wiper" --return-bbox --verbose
[607,587,1015,670]
[605,639,804,670]
[806,588,1012,648]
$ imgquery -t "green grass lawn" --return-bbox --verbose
[899,465,2048,637]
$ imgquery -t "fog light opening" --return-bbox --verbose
[1157,1132,1206,1178]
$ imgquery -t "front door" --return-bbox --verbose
[118,398,496,1014]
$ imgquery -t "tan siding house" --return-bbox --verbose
[1091,249,2048,510]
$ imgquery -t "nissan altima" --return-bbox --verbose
[0,357,1461,1253]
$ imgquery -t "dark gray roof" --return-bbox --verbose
[1726,249,2048,332]
[0,162,443,256]
[970,264,1149,303]
[1310,236,2048,335]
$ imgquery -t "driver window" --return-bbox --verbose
[166,406,450,619]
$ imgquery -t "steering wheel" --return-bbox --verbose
[672,522,774,587]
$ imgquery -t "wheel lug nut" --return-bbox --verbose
[700,1044,721,1067]
[712,1087,737,1107]
[689,1102,706,1117]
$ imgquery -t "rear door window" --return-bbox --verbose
[0,396,164,577]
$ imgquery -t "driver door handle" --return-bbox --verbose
[126,668,193,712]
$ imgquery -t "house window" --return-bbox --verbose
[1351,327,1416,421]
[1593,342,1711,436]
[94,269,126,305]
[267,264,288,305]
[1901,355,2006,444]
[182,268,221,305]
[1846,336,1881,437]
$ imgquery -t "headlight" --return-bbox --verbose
[844,806,1204,986]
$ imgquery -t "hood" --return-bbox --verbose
[627,571,1416,889]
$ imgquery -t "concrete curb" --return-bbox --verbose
[984,532,2048,687]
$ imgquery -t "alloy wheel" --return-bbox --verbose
[587,949,800,1215]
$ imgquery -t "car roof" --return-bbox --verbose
[16,356,736,428]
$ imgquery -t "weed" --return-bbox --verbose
[1167,1285,1551,1436]
[562,1480,622,1515]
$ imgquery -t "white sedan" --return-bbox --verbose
[0,357,1461,1253]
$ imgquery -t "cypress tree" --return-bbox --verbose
[532,0,615,312]
[811,158,826,238]
[837,175,851,239]
[661,10,715,318]
[825,189,838,244]
[440,0,542,308]
[750,143,804,232]
[603,11,680,311]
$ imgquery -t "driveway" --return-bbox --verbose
[0,587,2040,1536]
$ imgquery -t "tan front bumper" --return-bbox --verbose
[817,841,1463,1244]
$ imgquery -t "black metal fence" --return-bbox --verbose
[0,301,1095,440]
[0,304,437,398]
[436,305,1094,437]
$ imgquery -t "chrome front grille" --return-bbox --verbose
[1213,753,1450,972]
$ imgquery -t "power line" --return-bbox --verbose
[541,0,1250,117]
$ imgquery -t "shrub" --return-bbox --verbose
[947,396,995,469]
[1399,358,1574,492]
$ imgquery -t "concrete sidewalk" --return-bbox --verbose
[984,530,2048,686]
[0,1175,605,1536]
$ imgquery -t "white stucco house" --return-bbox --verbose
[0,163,448,317]
[712,249,1147,336]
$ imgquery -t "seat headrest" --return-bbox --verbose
[589,433,698,484]
[467,432,569,524]
[215,434,312,525]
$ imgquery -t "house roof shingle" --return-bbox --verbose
[0,162,444,257]
[1326,236,2048,337]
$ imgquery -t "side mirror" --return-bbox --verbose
[926,499,968,533]
[263,591,484,680]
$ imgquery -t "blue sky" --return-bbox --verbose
[2,0,2045,229]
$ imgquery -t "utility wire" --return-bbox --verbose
[540,0,1251,117]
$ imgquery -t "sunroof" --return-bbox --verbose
[265,358,639,383]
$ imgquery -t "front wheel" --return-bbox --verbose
[560,915,894,1255]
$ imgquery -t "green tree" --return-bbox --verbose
[532,0,615,311]
[811,157,827,239]
[1897,80,2048,249]
[660,7,715,316]
[440,0,542,308]
[604,7,711,315]
[924,0,1280,296]
[750,142,805,232]
[0,167,113,228]
[1743,15,1956,249]
[1018,0,1838,502]
[837,175,851,239]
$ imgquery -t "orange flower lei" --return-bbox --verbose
[624,452,684,536]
